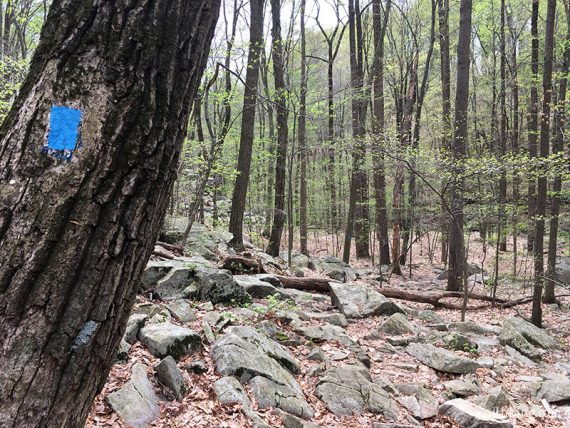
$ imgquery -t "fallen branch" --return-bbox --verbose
[275,275,334,293]
[221,256,266,274]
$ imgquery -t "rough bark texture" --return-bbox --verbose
[267,0,289,257]
[371,0,391,266]
[447,0,472,291]
[527,0,539,252]
[532,0,557,326]
[0,0,219,426]
[544,2,569,304]
[298,0,308,255]
[228,0,264,249]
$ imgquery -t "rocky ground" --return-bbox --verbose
[86,222,570,427]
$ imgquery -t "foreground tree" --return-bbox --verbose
[447,0,472,291]
[228,0,264,249]
[0,0,220,425]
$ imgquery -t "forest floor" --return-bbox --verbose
[86,225,570,428]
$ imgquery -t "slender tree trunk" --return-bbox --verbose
[267,0,289,257]
[527,0,540,252]
[343,0,369,262]
[447,0,472,291]
[228,0,264,249]
[438,0,451,264]
[498,0,507,252]
[544,1,569,303]
[298,0,308,255]
[0,0,219,425]
[532,0,556,327]
[372,0,391,266]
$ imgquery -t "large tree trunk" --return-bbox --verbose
[228,0,265,249]
[438,0,451,264]
[298,0,308,255]
[527,0,540,253]
[532,0,556,327]
[447,0,472,291]
[372,0,391,266]
[545,2,570,304]
[267,0,289,257]
[0,0,219,426]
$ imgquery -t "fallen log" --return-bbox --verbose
[275,275,333,293]
[156,241,184,254]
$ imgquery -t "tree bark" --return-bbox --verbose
[298,0,308,255]
[0,0,219,426]
[372,0,391,266]
[527,0,540,253]
[544,0,568,304]
[532,0,556,327]
[267,0,289,257]
[229,0,264,249]
[447,0,472,291]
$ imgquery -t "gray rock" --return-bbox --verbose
[475,386,510,411]
[155,264,195,299]
[308,347,326,362]
[275,409,320,428]
[154,356,186,400]
[251,273,283,287]
[166,300,197,323]
[149,308,172,324]
[186,359,208,374]
[211,326,302,395]
[295,323,370,367]
[385,336,421,347]
[443,379,481,397]
[451,321,501,335]
[416,310,444,323]
[107,363,160,428]
[556,256,570,285]
[141,260,175,289]
[443,332,479,352]
[116,339,131,362]
[281,251,312,269]
[235,275,285,299]
[378,313,417,336]
[185,266,251,304]
[502,317,558,350]
[213,376,249,406]
[298,311,348,327]
[312,256,357,282]
[499,323,542,361]
[406,343,480,374]
[124,314,148,344]
[395,385,437,420]
[329,282,404,319]
[503,345,538,367]
[249,376,314,419]
[316,365,398,419]
[534,380,570,403]
[438,398,513,428]
[132,303,163,318]
[139,323,201,359]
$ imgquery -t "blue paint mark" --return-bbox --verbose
[42,105,81,161]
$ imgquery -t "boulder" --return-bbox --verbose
[451,321,501,336]
[211,326,302,394]
[249,376,314,419]
[297,311,348,327]
[138,323,201,359]
[501,317,558,350]
[234,275,285,299]
[186,266,251,304]
[116,339,131,362]
[556,256,570,285]
[213,376,250,406]
[329,282,403,319]
[396,385,438,420]
[186,359,208,374]
[499,323,542,361]
[141,260,175,289]
[443,332,478,353]
[154,356,186,400]
[307,347,326,362]
[107,363,160,428]
[438,399,512,428]
[124,313,148,344]
[534,380,570,403]
[166,300,197,323]
[275,409,320,428]
[406,343,480,374]
[316,365,398,419]
[475,386,510,411]
[443,379,481,397]
[378,313,417,336]
[312,256,357,282]
[154,264,195,300]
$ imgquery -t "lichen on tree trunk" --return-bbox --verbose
[0,0,220,426]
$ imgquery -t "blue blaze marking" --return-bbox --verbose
[43,105,81,161]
